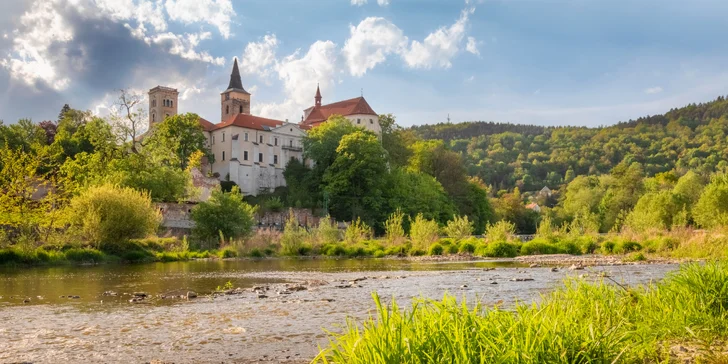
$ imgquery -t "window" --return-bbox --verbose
[225,93,230,100]
[370,119,373,124]
[244,132,248,141]
[273,155,278,164]
[258,153,263,163]
[259,135,263,143]
[357,118,361,124]
[151,113,155,122]
[222,132,225,142]
[212,135,215,144]
[274,137,278,146]
[239,105,243,113]
[289,139,293,147]
[226,105,229,114]
[170,100,173,108]
[243,151,248,160]
[222,151,225,161]
[152,100,156,107]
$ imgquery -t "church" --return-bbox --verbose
[147,59,380,196]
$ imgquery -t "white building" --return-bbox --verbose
[148,58,380,196]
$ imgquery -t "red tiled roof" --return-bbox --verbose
[211,113,286,131]
[301,97,377,126]
[198,117,215,131]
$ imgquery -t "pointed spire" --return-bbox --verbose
[227,57,245,91]
[315,83,322,107]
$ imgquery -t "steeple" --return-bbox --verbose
[315,83,322,107]
[226,58,246,92]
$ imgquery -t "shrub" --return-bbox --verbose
[481,241,520,258]
[191,186,257,248]
[600,240,616,254]
[458,239,477,254]
[384,209,406,245]
[410,213,439,249]
[613,240,642,254]
[281,210,311,256]
[624,252,647,262]
[67,184,160,247]
[428,243,444,256]
[218,247,237,258]
[443,215,473,240]
[520,239,559,255]
[446,244,459,254]
[485,221,516,244]
[249,248,264,258]
[344,218,372,245]
[312,216,341,246]
[693,174,728,228]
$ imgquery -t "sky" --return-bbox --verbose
[1,0,728,128]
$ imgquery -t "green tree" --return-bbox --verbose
[144,113,209,169]
[191,186,257,245]
[693,174,728,229]
[323,130,387,224]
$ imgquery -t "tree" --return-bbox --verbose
[693,174,728,229]
[58,104,71,122]
[191,186,257,245]
[67,184,161,247]
[304,115,358,168]
[379,113,412,167]
[0,146,42,226]
[385,167,456,225]
[144,113,209,169]
[109,89,147,153]
[323,130,387,225]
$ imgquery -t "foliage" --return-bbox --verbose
[384,209,406,245]
[442,215,474,240]
[344,217,372,245]
[409,213,439,249]
[485,220,516,244]
[693,174,728,228]
[143,113,210,169]
[191,186,257,246]
[67,184,160,246]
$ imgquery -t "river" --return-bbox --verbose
[0,258,679,363]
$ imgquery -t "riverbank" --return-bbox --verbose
[314,261,728,363]
[0,258,680,363]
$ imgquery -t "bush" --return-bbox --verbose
[443,215,473,240]
[384,209,406,245]
[520,239,559,255]
[446,244,459,254]
[693,174,728,228]
[613,240,642,254]
[312,216,341,246]
[345,218,372,245]
[481,241,520,258]
[410,213,439,249]
[458,239,477,254]
[485,221,516,244]
[218,247,237,258]
[249,248,264,258]
[191,186,257,247]
[428,243,444,256]
[281,210,311,256]
[600,240,616,254]
[67,184,160,246]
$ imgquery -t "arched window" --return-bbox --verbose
[152,100,156,107]
[226,105,229,114]
[170,100,173,107]
[222,151,225,161]
[239,105,243,113]
[152,113,155,122]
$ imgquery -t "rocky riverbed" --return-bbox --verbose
[0,257,681,363]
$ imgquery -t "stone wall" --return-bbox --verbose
[256,208,318,228]
[157,202,195,229]
[157,204,321,232]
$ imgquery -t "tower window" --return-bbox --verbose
[152,100,156,107]
[239,105,243,113]
[222,132,225,142]
[222,151,225,161]
[152,113,155,122]
[370,119,373,124]
[226,93,230,100]
[170,100,173,107]
[258,153,263,163]
[357,118,361,124]
[244,151,248,161]
[274,155,278,164]
[226,105,229,114]
[244,132,248,141]
[259,135,263,143]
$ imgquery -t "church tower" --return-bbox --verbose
[148,86,179,129]
[221,58,251,122]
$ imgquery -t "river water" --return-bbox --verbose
[0,258,679,363]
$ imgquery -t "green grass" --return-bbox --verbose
[314,261,728,363]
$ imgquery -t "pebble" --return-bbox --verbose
[490,281,498,285]
[257,294,268,299]
[551,267,559,272]
[529,264,540,268]
[460,284,468,288]
[511,278,535,282]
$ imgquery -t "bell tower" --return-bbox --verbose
[148,86,179,129]
[221,58,251,122]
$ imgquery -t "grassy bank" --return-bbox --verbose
[314,261,728,363]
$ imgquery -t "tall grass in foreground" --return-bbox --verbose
[314,261,728,363]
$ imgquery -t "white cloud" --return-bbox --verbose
[164,0,236,39]
[254,41,339,121]
[466,36,479,56]
[377,0,390,5]
[465,75,475,83]
[240,34,279,78]
[402,8,474,69]
[351,0,367,6]
[343,17,408,77]
[1,0,227,90]
[0,0,73,90]
[644,86,663,94]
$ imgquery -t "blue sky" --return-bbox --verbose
[1,0,728,127]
